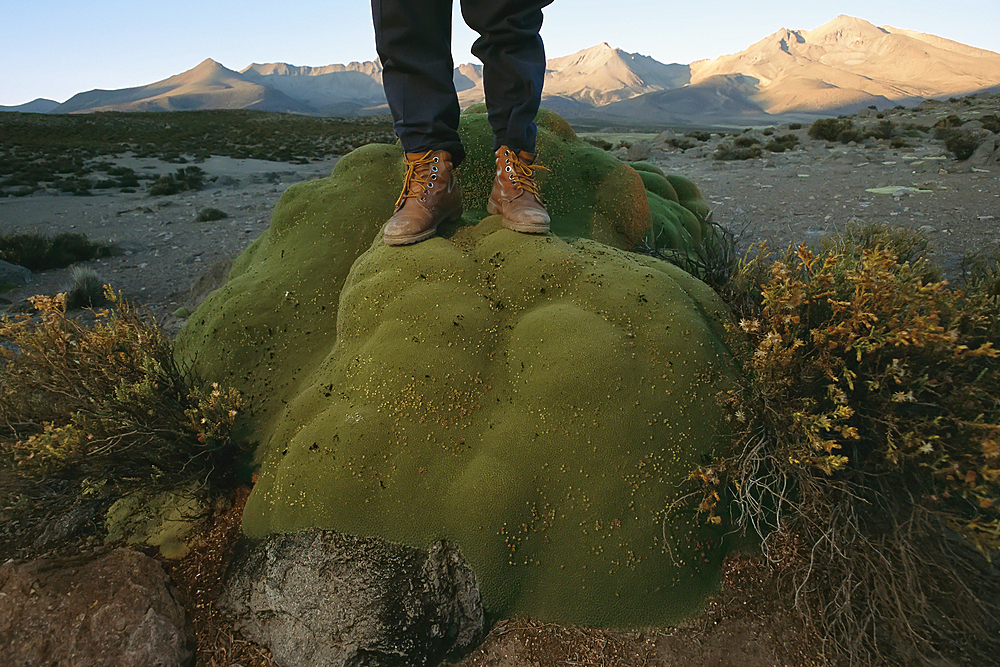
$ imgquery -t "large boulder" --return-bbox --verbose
[218,530,483,667]
[176,111,738,629]
[0,549,193,667]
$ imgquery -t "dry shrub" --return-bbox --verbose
[713,142,763,160]
[693,224,1000,665]
[808,117,859,143]
[0,289,248,556]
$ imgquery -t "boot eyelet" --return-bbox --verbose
[433,156,440,162]
[428,182,434,188]
[506,166,512,172]
[431,174,437,180]
[432,165,438,172]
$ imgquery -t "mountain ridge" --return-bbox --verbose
[24,15,1000,125]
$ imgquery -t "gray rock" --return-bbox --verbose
[219,530,484,667]
[971,132,1000,166]
[651,130,677,147]
[625,141,651,161]
[0,549,194,667]
[32,499,105,548]
[0,259,31,286]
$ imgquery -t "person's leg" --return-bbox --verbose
[462,0,552,233]
[461,0,552,154]
[372,0,466,165]
[372,0,465,245]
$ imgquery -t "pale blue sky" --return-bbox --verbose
[2,1,999,106]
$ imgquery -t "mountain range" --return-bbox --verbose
[4,15,1000,125]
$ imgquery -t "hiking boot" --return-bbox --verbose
[487,146,550,233]
[383,150,463,246]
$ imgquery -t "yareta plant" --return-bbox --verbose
[175,109,740,628]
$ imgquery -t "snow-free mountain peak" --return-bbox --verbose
[37,16,1000,124]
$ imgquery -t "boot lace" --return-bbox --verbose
[394,151,444,209]
[503,150,548,198]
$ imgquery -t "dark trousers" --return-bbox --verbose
[372,0,552,166]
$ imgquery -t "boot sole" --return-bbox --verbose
[488,200,550,234]
[383,204,463,246]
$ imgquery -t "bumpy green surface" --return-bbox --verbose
[175,110,737,628]
[241,220,739,627]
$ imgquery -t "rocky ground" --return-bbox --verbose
[1,95,998,666]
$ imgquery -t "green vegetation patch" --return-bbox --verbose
[220,221,740,627]
[176,110,741,627]
[177,110,721,467]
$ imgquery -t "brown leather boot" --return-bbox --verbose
[487,146,550,233]
[383,150,463,246]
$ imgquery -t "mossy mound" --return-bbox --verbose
[242,221,739,627]
[175,111,737,628]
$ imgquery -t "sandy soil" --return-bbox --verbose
[678,136,1000,277]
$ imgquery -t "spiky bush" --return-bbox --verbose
[933,114,965,139]
[942,130,983,160]
[149,166,207,196]
[65,266,107,310]
[689,224,1000,665]
[765,134,799,152]
[713,141,763,160]
[864,119,895,141]
[666,136,696,150]
[0,290,248,556]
